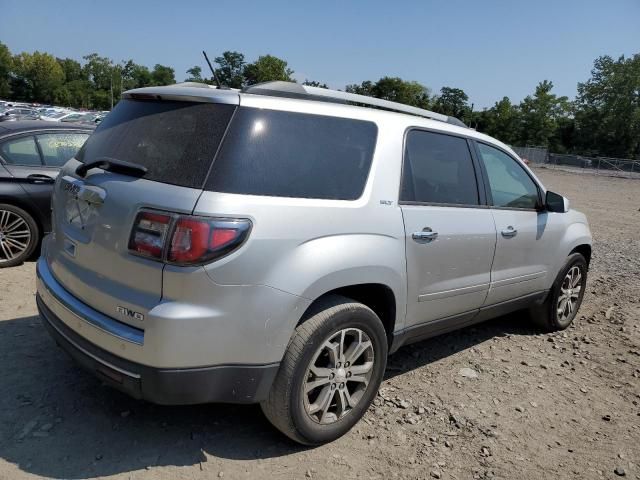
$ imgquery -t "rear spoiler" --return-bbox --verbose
[122,85,239,105]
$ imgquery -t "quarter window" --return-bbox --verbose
[0,136,42,166]
[477,143,539,209]
[206,108,377,200]
[401,130,479,205]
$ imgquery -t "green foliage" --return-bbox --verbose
[432,87,470,119]
[573,54,640,158]
[214,51,245,88]
[185,65,203,82]
[57,57,83,82]
[0,42,12,97]
[346,77,431,109]
[472,97,521,145]
[127,63,152,89]
[0,42,637,158]
[150,64,175,86]
[518,80,570,149]
[302,80,329,89]
[345,80,374,96]
[243,54,294,85]
[12,51,65,103]
[82,53,113,91]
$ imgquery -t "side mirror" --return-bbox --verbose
[546,190,570,213]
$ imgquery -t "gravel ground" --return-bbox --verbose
[0,167,638,480]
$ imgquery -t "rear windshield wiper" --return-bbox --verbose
[76,157,148,178]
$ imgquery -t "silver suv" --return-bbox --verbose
[36,81,592,445]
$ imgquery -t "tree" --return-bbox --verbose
[573,54,640,158]
[243,54,293,85]
[303,79,329,89]
[476,96,521,145]
[214,51,245,88]
[518,80,570,148]
[83,53,113,91]
[128,63,152,89]
[433,87,470,119]
[12,51,65,103]
[346,77,431,109]
[345,80,374,96]
[185,65,203,82]
[0,42,12,98]
[82,53,113,109]
[63,79,91,108]
[150,64,175,86]
[57,57,84,83]
[54,57,89,107]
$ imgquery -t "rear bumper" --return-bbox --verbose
[37,292,279,405]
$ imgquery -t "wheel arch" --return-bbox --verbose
[297,283,398,349]
[569,243,591,268]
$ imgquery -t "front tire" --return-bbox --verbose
[0,203,39,268]
[261,295,388,445]
[529,253,588,331]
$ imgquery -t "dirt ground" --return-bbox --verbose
[0,167,638,480]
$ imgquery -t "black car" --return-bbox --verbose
[0,121,94,267]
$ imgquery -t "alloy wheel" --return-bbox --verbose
[557,265,583,322]
[0,209,32,263]
[303,328,375,425]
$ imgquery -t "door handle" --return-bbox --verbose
[501,226,518,238]
[412,228,438,242]
[27,174,55,184]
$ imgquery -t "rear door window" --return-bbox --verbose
[36,132,89,166]
[77,100,235,188]
[205,108,377,200]
[401,130,479,205]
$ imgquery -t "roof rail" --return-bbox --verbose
[241,81,466,127]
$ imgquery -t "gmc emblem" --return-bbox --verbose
[63,182,81,196]
[116,306,144,321]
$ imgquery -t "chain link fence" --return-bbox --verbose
[512,146,640,179]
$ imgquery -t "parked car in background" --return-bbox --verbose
[61,113,102,124]
[56,112,87,123]
[36,82,591,445]
[40,111,72,122]
[0,108,41,122]
[41,111,104,124]
[0,121,94,267]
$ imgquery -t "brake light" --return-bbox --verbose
[170,218,210,263]
[128,212,171,259]
[129,210,251,265]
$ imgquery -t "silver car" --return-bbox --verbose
[36,81,592,445]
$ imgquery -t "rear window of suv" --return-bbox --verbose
[77,100,234,188]
[205,108,377,200]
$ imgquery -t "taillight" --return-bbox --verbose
[129,210,251,265]
[129,211,171,259]
[169,218,210,263]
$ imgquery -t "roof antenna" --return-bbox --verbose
[202,50,225,89]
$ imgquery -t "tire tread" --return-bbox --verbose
[261,295,380,444]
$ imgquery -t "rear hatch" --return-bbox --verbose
[46,92,237,328]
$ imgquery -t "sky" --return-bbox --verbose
[1,0,638,109]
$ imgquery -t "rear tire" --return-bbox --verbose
[0,203,39,268]
[261,295,388,445]
[529,253,587,331]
